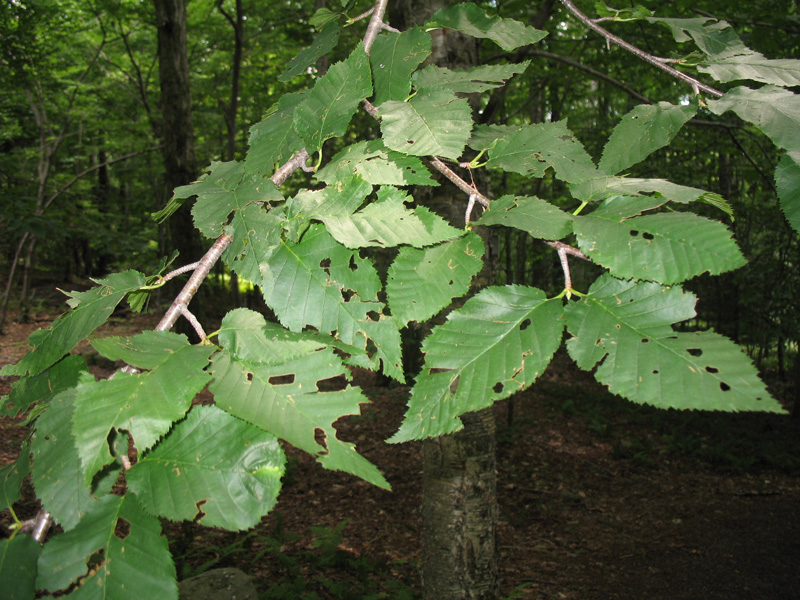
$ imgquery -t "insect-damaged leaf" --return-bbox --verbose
[208,309,389,489]
[390,285,563,442]
[564,274,781,412]
[128,405,285,531]
[36,493,177,598]
[573,211,745,284]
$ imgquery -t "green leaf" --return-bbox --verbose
[73,332,214,486]
[209,312,389,488]
[776,152,800,233]
[127,405,285,530]
[0,442,29,513]
[426,3,547,51]
[370,27,431,105]
[476,195,574,240]
[487,120,599,184]
[595,2,653,21]
[279,21,341,82]
[412,61,530,94]
[260,225,403,380]
[599,102,697,175]
[244,92,307,177]
[701,55,800,87]
[315,140,436,186]
[649,18,747,58]
[387,232,485,327]
[223,202,285,283]
[390,286,563,442]
[708,85,800,152]
[0,535,41,600]
[36,493,177,599]
[32,390,97,531]
[284,175,373,241]
[571,175,726,207]
[649,17,800,86]
[582,194,667,220]
[294,44,372,153]
[0,271,145,378]
[179,161,282,238]
[2,354,86,418]
[468,123,521,152]
[319,185,465,249]
[574,211,745,284]
[565,275,781,412]
[217,307,365,363]
[379,89,472,160]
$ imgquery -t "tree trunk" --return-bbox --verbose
[422,408,498,600]
[153,0,205,331]
[388,2,499,598]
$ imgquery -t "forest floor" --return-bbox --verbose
[2,287,800,600]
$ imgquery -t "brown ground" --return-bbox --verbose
[2,294,799,599]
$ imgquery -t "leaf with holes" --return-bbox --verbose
[476,195,573,240]
[260,224,403,380]
[412,61,530,94]
[294,44,372,153]
[387,232,485,327]
[0,271,145,378]
[708,85,800,153]
[72,332,214,486]
[487,120,599,184]
[573,211,745,284]
[370,27,431,105]
[127,405,285,530]
[426,3,547,51]
[389,285,564,442]
[776,152,800,233]
[279,21,341,82]
[315,140,436,186]
[379,89,472,160]
[564,274,781,412]
[599,101,697,175]
[209,309,388,488]
[36,493,177,598]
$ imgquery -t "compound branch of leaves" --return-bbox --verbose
[2,1,799,598]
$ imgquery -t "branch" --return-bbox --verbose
[559,0,723,98]
[43,146,162,213]
[363,0,389,54]
[545,241,589,293]
[428,157,490,208]
[525,49,652,104]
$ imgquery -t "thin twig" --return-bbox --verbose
[559,0,723,98]
[157,261,201,284]
[179,305,207,341]
[465,194,478,226]
[428,157,490,208]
